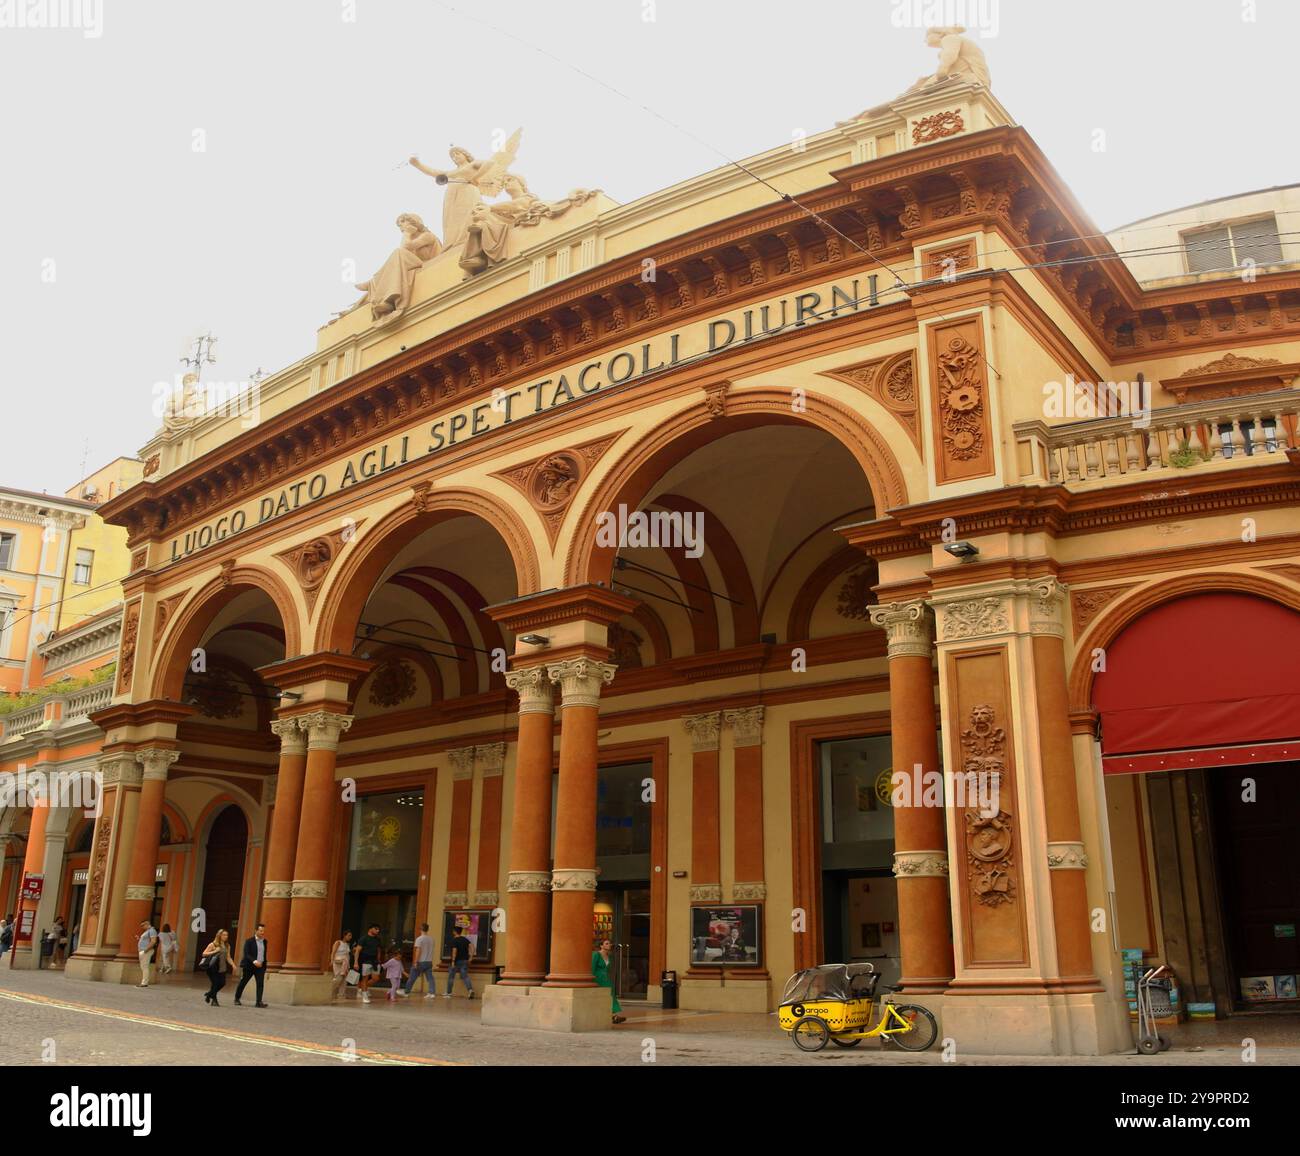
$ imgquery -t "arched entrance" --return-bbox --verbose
[193,805,248,968]
[1093,590,1300,1015]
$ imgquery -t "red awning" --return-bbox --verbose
[1094,592,1300,773]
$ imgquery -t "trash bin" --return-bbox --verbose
[661,970,679,1010]
[494,965,505,985]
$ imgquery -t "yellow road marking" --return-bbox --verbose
[0,989,457,1066]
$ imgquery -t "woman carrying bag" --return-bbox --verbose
[330,929,356,1001]
[200,928,235,1006]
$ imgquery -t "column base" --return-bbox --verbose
[941,989,1122,1056]
[268,971,337,1006]
[480,983,613,1032]
[8,946,41,971]
[64,952,114,982]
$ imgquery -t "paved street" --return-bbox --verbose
[2,965,1297,1066]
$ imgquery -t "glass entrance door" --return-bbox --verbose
[594,884,651,1000]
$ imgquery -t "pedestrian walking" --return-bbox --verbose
[330,930,355,1001]
[383,946,407,1001]
[50,916,68,967]
[158,924,179,973]
[593,938,625,1024]
[0,915,12,956]
[402,923,435,997]
[443,926,475,999]
[354,923,384,1004]
[234,922,270,1007]
[69,922,79,958]
[200,929,235,1006]
[136,920,159,987]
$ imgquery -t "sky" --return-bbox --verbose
[1,0,1296,493]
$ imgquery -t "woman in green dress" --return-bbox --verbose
[592,938,626,1024]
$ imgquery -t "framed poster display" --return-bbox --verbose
[440,909,494,962]
[689,905,762,967]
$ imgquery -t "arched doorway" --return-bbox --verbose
[1094,591,1300,1015]
[193,805,248,969]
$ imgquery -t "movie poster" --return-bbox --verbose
[689,905,762,967]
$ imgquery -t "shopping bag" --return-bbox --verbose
[346,968,360,986]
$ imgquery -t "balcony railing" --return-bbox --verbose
[1014,388,1297,485]
[0,680,115,743]
[63,682,114,721]
[0,705,46,738]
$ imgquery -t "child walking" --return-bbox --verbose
[383,947,407,1001]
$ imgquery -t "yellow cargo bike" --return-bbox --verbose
[778,963,938,1053]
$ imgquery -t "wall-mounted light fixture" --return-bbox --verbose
[943,541,980,561]
[519,634,550,646]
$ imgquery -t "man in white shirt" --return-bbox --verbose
[136,921,158,987]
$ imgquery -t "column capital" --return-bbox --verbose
[1028,578,1070,638]
[135,748,180,782]
[682,711,722,753]
[295,711,353,751]
[448,746,477,781]
[868,599,935,659]
[270,717,308,755]
[98,753,142,788]
[546,658,616,709]
[475,742,506,777]
[504,664,555,715]
[723,705,765,748]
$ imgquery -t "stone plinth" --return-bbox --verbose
[480,983,612,1032]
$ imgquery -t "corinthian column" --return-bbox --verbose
[262,717,308,969]
[116,747,180,950]
[543,658,615,987]
[869,600,954,992]
[499,666,555,986]
[281,711,352,974]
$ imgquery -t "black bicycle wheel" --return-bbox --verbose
[791,1016,830,1052]
[888,1004,938,1051]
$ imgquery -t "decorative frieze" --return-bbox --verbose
[290,879,329,899]
[550,869,597,892]
[506,870,552,893]
[98,754,142,788]
[938,595,1010,641]
[1046,841,1089,870]
[262,880,293,899]
[723,706,765,748]
[443,891,469,907]
[125,884,155,902]
[893,851,950,878]
[689,884,723,903]
[296,711,353,752]
[546,658,616,709]
[473,891,501,907]
[869,599,935,658]
[682,711,722,753]
[504,664,555,715]
[732,881,767,901]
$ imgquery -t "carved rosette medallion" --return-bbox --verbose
[912,109,965,143]
[820,352,920,449]
[937,337,984,458]
[960,705,1016,907]
[550,869,597,892]
[682,711,722,753]
[507,870,552,893]
[893,850,950,878]
[723,705,765,748]
[836,563,878,622]
[1046,841,1089,870]
[368,656,418,707]
[505,665,554,715]
[607,623,644,669]
[869,600,935,658]
[689,884,723,903]
[492,433,621,547]
[546,658,616,709]
[263,880,294,900]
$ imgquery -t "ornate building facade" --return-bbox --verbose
[7,44,1298,1053]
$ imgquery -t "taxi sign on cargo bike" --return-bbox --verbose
[777,963,938,1052]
